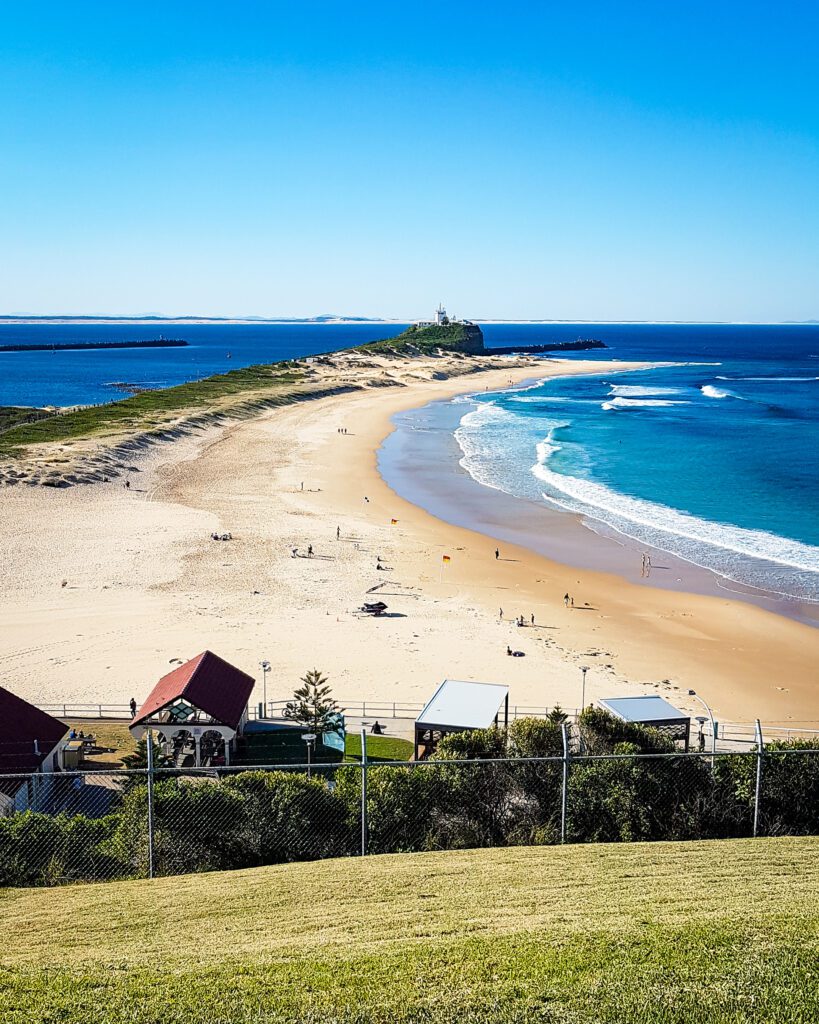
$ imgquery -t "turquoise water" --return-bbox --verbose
[453,327,819,602]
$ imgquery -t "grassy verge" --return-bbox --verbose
[61,719,137,770]
[0,406,54,434]
[0,364,306,455]
[345,733,414,761]
[1,837,816,1023]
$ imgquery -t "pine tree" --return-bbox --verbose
[282,669,342,735]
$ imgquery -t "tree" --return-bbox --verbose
[282,669,342,735]
[121,735,171,771]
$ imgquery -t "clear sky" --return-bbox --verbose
[1,2,817,320]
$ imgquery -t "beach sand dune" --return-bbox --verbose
[1,356,817,728]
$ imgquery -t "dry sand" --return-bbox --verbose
[1,354,817,729]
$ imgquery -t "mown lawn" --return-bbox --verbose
[62,719,137,769]
[1,837,817,1023]
[345,732,414,761]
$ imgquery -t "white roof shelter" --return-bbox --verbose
[415,679,509,759]
[598,695,691,748]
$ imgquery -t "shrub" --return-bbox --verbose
[224,770,353,864]
[0,811,123,886]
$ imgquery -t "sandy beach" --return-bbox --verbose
[1,354,818,729]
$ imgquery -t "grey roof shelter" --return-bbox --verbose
[414,679,509,760]
[598,695,691,749]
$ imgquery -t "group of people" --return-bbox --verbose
[291,544,314,557]
[210,532,232,542]
[499,608,536,626]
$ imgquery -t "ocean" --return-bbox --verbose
[0,322,410,407]
[459,324,819,604]
[4,319,819,605]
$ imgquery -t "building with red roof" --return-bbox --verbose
[129,651,255,767]
[0,686,70,815]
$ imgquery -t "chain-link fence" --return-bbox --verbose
[2,743,818,887]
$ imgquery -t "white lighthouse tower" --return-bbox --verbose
[434,303,448,325]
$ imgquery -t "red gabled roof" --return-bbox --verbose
[0,686,69,773]
[133,651,255,730]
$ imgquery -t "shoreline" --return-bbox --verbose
[378,388,819,630]
[1,356,817,728]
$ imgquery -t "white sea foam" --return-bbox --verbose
[717,375,819,382]
[601,397,688,410]
[529,452,819,582]
[701,384,731,399]
[608,384,687,397]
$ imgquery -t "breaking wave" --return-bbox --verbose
[602,396,689,410]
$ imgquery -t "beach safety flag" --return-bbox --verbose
[391,518,398,525]
[442,555,451,563]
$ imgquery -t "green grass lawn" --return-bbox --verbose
[345,732,414,761]
[1,837,817,1023]
[62,719,137,770]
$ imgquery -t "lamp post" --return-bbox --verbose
[260,660,270,719]
[580,666,590,715]
[302,732,317,779]
[688,689,716,756]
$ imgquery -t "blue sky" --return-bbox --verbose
[1,2,817,320]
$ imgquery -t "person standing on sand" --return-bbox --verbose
[499,608,503,619]
[564,593,569,607]
[531,612,535,625]
[336,526,340,540]
[571,597,574,608]
[495,548,500,560]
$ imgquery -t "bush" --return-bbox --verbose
[224,770,353,864]
[0,811,123,886]
[578,706,675,755]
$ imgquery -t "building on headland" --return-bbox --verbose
[415,304,473,328]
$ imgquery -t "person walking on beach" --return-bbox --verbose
[563,593,570,607]
[571,597,574,608]
[129,697,137,718]
[530,612,535,625]
[495,548,500,560]
[336,526,341,540]
[307,544,313,557]
[499,608,503,619]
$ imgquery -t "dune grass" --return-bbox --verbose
[0,364,306,455]
[1,837,816,1023]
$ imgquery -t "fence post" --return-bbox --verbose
[560,721,570,844]
[146,728,155,879]
[360,727,368,857]
[753,719,764,838]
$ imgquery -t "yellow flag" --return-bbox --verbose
[390,518,398,525]
[442,555,451,563]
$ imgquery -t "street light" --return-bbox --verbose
[688,689,716,756]
[259,660,271,719]
[302,732,317,779]
[580,666,590,714]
